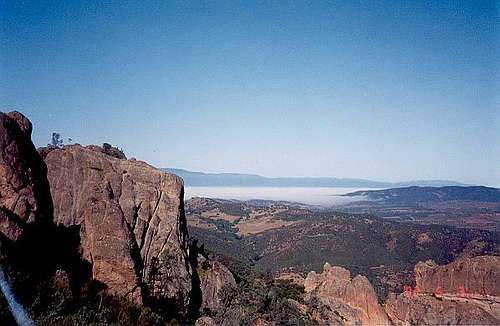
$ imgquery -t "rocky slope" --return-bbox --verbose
[42,144,194,309]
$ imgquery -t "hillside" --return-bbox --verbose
[185,197,500,299]
[339,186,500,231]
[343,186,500,204]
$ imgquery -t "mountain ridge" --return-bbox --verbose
[343,185,500,204]
[164,168,470,188]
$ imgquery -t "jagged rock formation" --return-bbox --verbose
[304,262,390,325]
[0,111,52,241]
[43,144,192,309]
[385,256,500,325]
[197,257,236,311]
[415,255,500,296]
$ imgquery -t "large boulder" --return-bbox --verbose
[304,262,390,325]
[43,144,192,308]
[0,111,52,241]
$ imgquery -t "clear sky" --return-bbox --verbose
[1,1,498,186]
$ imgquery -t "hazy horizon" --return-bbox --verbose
[166,167,474,186]
[2,1,498,187]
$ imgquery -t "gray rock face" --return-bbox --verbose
[0,111,52,241]
[44,144,192,309]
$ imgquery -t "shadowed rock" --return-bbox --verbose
[0,111,53,241]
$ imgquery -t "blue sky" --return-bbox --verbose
[1,1,498,186]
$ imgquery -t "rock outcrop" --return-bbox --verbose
[385,292,499,325]
[0,111,243,322]
[415,255,500,297]
[197,257,237,312]
[304,262,390,325]
[385,256,500,325]
[0,111,52,241]
[43,144,192,309]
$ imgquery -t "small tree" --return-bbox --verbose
[51,133,64,147]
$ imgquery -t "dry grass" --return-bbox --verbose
[201,209,240,223]
[187,217,218,230]
[236,216,300,235]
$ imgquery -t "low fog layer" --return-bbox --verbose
[184,186,369,207]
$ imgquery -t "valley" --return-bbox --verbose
[185,197,499,300]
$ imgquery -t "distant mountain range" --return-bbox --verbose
[163,168,470,188]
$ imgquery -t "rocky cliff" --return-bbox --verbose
[304,262,390,325]
[415,255,500,297]
[385,256,500,325]
[43,144,194,310]
[0,111,53,241]
[0,111,236,321]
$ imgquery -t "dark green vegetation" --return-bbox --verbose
[1,268,166,325]
[0,254,318,325]
[186,198,500,299]
[202,255,317,326]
